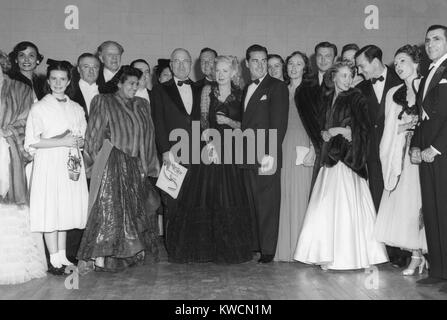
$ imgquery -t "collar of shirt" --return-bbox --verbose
[249,73,267,88]
[372,67,387,85]
[429,52,447,71]
[135,88,150,102]
[318,71,325,85]
[79,79,98,90]
[104,68,119,83]
[174,76,192,88]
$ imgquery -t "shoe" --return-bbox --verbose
[417,276,446,285]
[47,264,66,276]
[257,254,274,264]
[402,255,427,276]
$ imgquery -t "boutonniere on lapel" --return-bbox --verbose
[260,94,267,101]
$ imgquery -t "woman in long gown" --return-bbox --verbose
[275,51,314,262]
[0,56,47,285]
[168,56,252,264]
[294,61,388,270]
[77,66,160,272]
[25,60,88,273]
[374,45,428,275]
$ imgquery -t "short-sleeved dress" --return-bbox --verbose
[25,94,88,232]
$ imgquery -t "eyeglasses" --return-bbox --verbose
[172,59,191,65]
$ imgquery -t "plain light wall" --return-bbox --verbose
[1,0,447,80]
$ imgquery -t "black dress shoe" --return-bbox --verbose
[391,256,408,268]
[47,264,66,276]
[417,277,446,285]
[258,254,274,264]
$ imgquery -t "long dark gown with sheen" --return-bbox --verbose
[167,84,253,263]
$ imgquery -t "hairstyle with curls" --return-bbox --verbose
[44,59,73,95]
[285,51,311,80]
[9,41,44,73]
[245,44,268,62]
[214,55,244,88]
[97,40,124,56]
[322,60,356,96]
[394,44,422,76]
[354,44,383,63]
[118,65,143,84]
[314,41,338,57]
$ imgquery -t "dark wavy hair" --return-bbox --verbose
[268,54,287,82]
[44,59,74,95]
[393,44,422,120]
[245,44,268,62]
[9,41,44,74]
[118,65,143,84]
[285,51,311,81]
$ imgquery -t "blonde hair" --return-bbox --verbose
[214,55,243,88]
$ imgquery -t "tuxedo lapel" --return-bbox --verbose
[417,76,427,108]
[424,62,447,103]
[164,79,188,115]
[377,69,395,121]
[244,75,271,120]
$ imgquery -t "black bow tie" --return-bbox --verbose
[56,97,67,103]
[371,76,384,84]
[177,79,193,86]
[250,79,260,85]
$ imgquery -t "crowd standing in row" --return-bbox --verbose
[1,24,447,293]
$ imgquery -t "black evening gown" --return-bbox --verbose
[167,85,253,263]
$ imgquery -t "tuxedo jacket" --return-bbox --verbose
[412,58,447,154]
[241,74,289,170]
[356,68,402,161]
[97,65,123,94]
[195,77,215,89]
[151,78,201,164]
[69,79,89,122]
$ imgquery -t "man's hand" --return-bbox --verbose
[303,145,316,167]
[421,147,437,163]
[410,147,422,164]
[321,130,332,142]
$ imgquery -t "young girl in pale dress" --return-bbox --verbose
[25,60,88,273]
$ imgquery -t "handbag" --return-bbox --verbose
[67,144,82,181]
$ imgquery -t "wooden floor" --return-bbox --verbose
[1,255,447,300]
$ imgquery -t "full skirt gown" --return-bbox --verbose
[294,162,389,270]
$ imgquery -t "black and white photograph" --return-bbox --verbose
[1,0,447,308]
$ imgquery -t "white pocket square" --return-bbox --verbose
[439,79,447,84]
[260,94,267,101]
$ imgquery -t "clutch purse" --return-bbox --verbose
[67,144,82,181]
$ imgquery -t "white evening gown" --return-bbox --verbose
[294,162,389,270]
[374,84,427,252]
[0,203,47,285]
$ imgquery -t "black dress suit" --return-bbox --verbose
[411,58,447,279]
[69,78,90,122]
[241,74,289,255]
[356,68,402,211]
[97,65,123,94]
[195,77,215,89]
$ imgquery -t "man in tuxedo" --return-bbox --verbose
[69,53,100,121]
[241,44,289,263]
[355,45,406,267]
[65,53,100,263]
[131,59,152,104]
[314,41,337,86]
[151,48,201,259]
[96,40,124,94]
[410,25,447,290]
[195,47,217,89]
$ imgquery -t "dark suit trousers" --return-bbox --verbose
[243,168,281,255]
[367,157,384,212]
[420,160,447,279]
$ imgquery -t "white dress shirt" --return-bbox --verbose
[318,71,324,86]
[135,88,150,103]
[103,68,119,83]
[372,67,388,103]
[244,74,267,110]
[174,76,193,115]
[78,79,99,115]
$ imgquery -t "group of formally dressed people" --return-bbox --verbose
[1,24,447,294]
